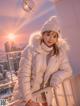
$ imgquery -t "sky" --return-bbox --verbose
[0,0,56,51]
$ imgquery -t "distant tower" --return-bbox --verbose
[4,41,21,72]
[4,41,16,52]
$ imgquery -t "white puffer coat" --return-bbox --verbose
[12,32,72,106]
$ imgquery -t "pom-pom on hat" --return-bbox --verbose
[41,16,60,33]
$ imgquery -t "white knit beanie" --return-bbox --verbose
[41,16,60,33]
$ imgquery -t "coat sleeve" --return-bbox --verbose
[50,49,72,86]
[18,46,32,103]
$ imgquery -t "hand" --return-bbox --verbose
[25,100,40,106]
[50,78,60,89]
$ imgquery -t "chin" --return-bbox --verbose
[47,44,53,47]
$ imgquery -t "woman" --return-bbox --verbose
[12,16,72,106]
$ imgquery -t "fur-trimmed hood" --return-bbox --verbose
[28,31,69,53]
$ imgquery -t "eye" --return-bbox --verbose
[52,33,58,38]
[53,35,57,38]
[46,33,50,36]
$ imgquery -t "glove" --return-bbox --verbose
[50,76,61,89]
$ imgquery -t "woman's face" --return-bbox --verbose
[42,31,58,47]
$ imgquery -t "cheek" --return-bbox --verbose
[52,38,58,43]
[42,35,48,42]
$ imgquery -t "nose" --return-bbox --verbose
[49,35,53,41]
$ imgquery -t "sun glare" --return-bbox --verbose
[8,33,16,41]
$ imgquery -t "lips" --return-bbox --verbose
[48,41,53,43]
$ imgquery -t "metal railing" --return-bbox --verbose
[0,51,21,106]
[0,51,78,106]
[0,76,76,106]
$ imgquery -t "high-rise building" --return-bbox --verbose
[4,41,17,52]
[4,41,21,72]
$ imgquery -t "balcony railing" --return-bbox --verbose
[0,51,79,106]
[0,76,77,106]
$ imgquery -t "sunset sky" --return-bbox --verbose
[0,0,56,51]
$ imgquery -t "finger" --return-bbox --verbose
[53,82,60,89]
